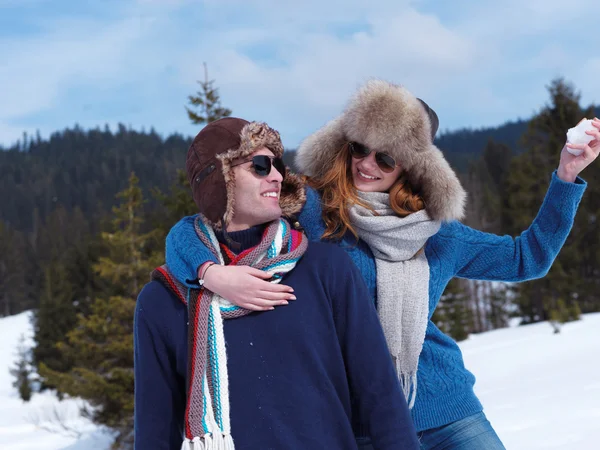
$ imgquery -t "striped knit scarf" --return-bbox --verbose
[153,216,307,450]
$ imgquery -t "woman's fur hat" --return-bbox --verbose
[295,80,466,221]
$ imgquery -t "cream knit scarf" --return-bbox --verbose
[349,191,440,408]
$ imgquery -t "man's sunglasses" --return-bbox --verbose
[231,155,286,180]
[348,142,398,173]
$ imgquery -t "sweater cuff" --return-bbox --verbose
[183,255,218,287]
[550,170,587,198]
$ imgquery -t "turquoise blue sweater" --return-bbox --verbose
[165,171,586,432]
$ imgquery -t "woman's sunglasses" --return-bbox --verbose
[231,155,286,180]
[348,141,398,173]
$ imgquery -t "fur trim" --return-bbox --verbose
[215,122,296,229]
[295,116,347,183]
[279,171,307,218]
[295,79,466,221]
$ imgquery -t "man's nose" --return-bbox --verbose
[267,164,284,183]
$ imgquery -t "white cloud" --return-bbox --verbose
[0,14,155,119]
[1,0,598,148]
[172,2,477,144]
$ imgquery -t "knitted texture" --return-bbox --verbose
[155,216,307,449]
[301,172,586,432]
[164,171,586,433]
[349,192,440,408]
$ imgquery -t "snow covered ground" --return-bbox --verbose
[0,312,114,450]
[461,312,600,450]
[1,310,599,449]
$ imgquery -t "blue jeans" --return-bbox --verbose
[356,412,505,450]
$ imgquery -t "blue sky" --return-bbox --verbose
[1,0,598,148]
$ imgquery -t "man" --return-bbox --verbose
[134,117,419,449]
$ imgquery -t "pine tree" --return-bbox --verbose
[0,222,28,316]
[504,78,596,323]
[186,62,232,125]
[488,283,511,330]
[152,169,198,242]
[10,335,33,402]
[549,309,562,334]
[32,207,99,387]
[39,172,162,449]
[33,264,76,381]
[433,279,472,341]
[95,172,163,298]
[568,300,582,321]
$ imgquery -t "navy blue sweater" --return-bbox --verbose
[134,226,419,450]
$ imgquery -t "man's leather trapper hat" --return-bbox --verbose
[186,117,306,229]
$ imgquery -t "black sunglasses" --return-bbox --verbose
[348,142,398,173]
[231,155,286,180]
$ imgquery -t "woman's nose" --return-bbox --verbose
[362,152,378,168]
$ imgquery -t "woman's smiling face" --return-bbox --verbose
[351,150,402,192]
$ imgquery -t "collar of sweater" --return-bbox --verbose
[215,223,268,253]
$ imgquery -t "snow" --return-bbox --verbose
[0,312,114,450]
[1,310,599,449]
[460,312,600,450]
[566,119,595,155]
[567,119,595,146]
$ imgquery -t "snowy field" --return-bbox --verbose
[0,312,114,450]
[461,312,600,450]
[1,310,599,449]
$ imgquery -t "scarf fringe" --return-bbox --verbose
[182,434,235,450]
[350,196,438,415]
[176,216,308,450]
[399,369,418,409]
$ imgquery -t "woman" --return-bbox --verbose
[165,80,600,449]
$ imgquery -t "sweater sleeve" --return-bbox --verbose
[134,283,186,450]
[440,171,586,281]
[166,189,321,287]
[165,215,218,287]
[327,248,419,450]
[297,186,327,242]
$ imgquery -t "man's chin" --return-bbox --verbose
[251,209,283,227]
[268,208,284,223]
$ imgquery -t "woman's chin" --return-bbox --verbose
[354,178,381,192]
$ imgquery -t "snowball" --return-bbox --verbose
[566,119,595,156]
[567,119,595,145]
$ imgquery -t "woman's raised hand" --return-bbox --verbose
[558,118,600,182]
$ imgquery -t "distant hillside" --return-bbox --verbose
[2,107,598,231]
[435,106,599,171]
[0,125,191,231]
[283,119,528,172]
[435,119,528,171]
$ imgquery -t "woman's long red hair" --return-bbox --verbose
[308,143,425,240]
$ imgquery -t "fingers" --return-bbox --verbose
[257,289,297,301]
[585,120,600,138]
[565,142,586,155]
[240,297,291,311]
[566,141,596,158]
[242,303,277,312]
[583,141,600,160]
[245,268,294,292]
[261,282,294,293]
[566,142,585,149]
[245,267,274,279]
